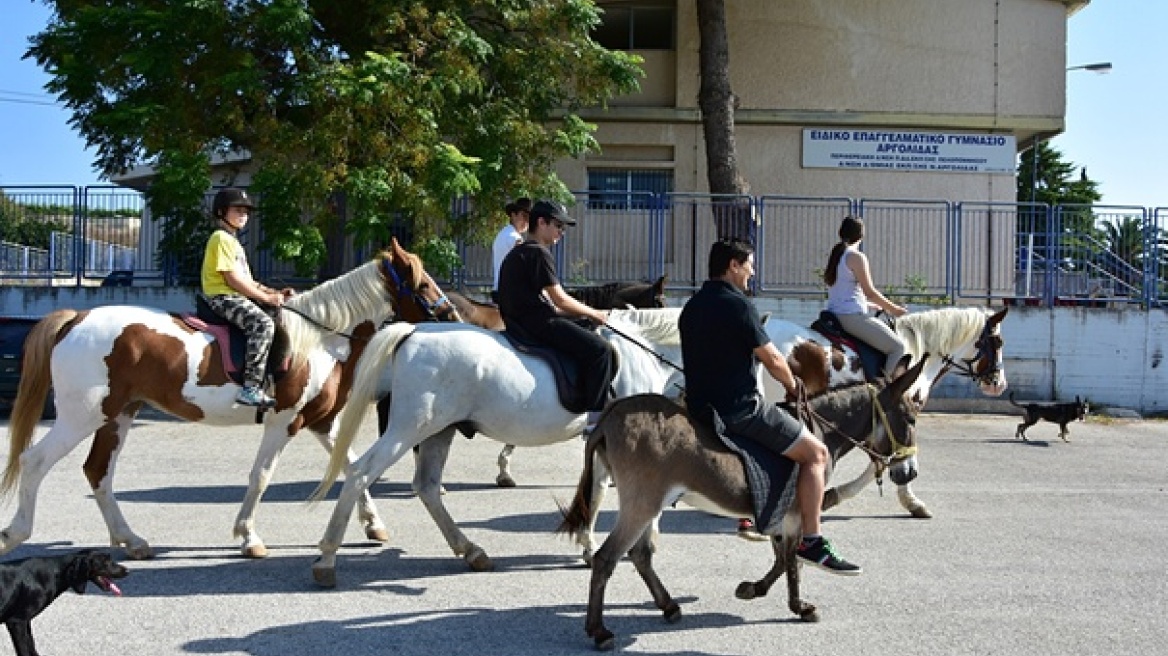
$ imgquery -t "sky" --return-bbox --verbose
[0,1,1162,207]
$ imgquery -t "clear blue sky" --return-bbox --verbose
[0,1,1161,207]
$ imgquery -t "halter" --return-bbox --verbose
[939,317,1003,387]
[381,257,457,321]
[803,384,917,488]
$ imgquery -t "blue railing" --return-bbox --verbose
[2,185,1166,307]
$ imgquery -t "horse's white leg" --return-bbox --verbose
[496,444,517,488]
[414,429,492,571]
[896,482,932,518]
[86,413,153,559]
[822,461,877,511]
[310,428,389,545]
[232,419,296,559]
[0,415,103,556]
[313,433,414,588]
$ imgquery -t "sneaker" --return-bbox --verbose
[236,386,276,408]
[796,536,862,576]
[736,518,768,542]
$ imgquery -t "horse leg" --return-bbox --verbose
[822,460,877,511]
[495,444,517,488]
[627,520,681,625]
[310,428,390,544]
[413,429,492,571]
[585,508,657,650]
[784,536,820,622]
[735,535,789,600]
[896,482,932,518]
[84,410,154,559]
[0,415,101,555]
[313,432,416,589]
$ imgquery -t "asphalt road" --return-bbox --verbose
[1,410,1165,656]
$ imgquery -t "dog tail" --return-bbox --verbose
[3,310,79,497]
[1007,391,1023,408]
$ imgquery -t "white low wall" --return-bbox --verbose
[4,287,1165,416]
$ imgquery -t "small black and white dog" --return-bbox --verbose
[1009,392,1088,442]
[0,550,127,656]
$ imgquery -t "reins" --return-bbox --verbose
[602,320,685,375]
[278,304,365,341]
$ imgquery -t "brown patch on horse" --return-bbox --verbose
[102,324,205,422]
[299,321,380,435]
[788,341,830,395]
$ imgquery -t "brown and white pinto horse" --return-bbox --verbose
[764,306,1008,518]
[0,238,459,559]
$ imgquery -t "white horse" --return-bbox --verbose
[762,306,1008,518]
[0,240,460,559]
[309,308,685,588]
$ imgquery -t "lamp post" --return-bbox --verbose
[1065,62,1113,73]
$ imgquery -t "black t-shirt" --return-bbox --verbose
[679,279,771,421]
[497,240,559,333]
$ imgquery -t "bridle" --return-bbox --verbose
[380,257,459,322]
[800,384,917,491]
[939,317,1003,387]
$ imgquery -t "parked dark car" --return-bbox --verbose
[0,316,54,419]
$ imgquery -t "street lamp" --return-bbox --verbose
[1065,62,1113,73]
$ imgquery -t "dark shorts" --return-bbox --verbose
[725,401,806,456]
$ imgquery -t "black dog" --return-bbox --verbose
[0,550,127,656]
[1009,392,1088,442]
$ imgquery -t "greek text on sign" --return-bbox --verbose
[802,128,1017,174]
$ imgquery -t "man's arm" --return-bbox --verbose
[755,341,799,398]
[545,284,608,325]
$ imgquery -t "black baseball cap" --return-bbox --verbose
[530,200,575,226]
[216,188,255,209]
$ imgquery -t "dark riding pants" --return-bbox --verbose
[530,317,615,412]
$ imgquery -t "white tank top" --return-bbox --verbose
[826,246,867,315]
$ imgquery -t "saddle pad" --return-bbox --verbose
[179,314,240,377]
[707,408,800,537]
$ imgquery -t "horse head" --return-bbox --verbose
[963,307,1008,397]
[873,354,928,485]
[381,238,462,323]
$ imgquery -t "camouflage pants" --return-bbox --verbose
[204,294,275,388]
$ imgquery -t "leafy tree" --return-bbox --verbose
[0,193,72,250]
[28,0,642,278]
[1016,141,1102,234]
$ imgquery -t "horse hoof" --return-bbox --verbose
[312,564,337,588]
[909,506,933,519]
[589,628,615,651]
[799,606,820,623]
[366,526,390,542]
[495,474,517,488]
[663,602,682,624]
[735,581,759,600]
[466,548,494,572]
[124,544,154,560]
[241,544,268,559]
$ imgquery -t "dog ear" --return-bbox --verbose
[64,553,93,594]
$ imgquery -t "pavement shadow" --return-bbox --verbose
[182,598,761,656]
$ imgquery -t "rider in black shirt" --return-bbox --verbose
[679,238,862,576]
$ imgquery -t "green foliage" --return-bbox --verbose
[413,235,462,278]
[0,193,73,250]
[1016,141,1102,236]
[29,0,643,277]
[885,273,950,306]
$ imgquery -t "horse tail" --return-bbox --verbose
[2,309,78,497]
[310,322,417,503]
[556,428,604,538]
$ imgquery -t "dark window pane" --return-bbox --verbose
[632,7,674,49]
[593,6,631,49]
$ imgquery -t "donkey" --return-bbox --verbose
[557,357,926,650]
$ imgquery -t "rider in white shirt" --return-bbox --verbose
[491,198,531,303]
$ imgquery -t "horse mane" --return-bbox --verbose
[281,254,394,369]
[608,307,682,346]
[566,282,621,308]
[894,307,990,359]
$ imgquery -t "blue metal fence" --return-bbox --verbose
[2,185,1166,307]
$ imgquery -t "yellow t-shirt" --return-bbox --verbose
[201,230,251,296]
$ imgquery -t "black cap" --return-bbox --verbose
[505,197,532,214]
[212,188,255,217]
[530,200,575,226]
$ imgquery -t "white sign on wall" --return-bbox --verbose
[802,128,1017,174]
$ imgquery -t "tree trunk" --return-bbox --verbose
[695,0,754,242]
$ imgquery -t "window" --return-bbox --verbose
[593,3,675,50]
[587,169,673,210]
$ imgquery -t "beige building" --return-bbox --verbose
[565,0,1084,203]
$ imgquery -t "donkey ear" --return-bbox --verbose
[989,307,1008,325]
[887,354,928,400]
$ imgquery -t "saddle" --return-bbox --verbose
[177,295,292,386]
[500,321,617,414]
[810,310,887,382]
[698,403,801,537]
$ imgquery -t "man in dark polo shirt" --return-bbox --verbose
[679,238,861,576]
[497,200,613,415]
